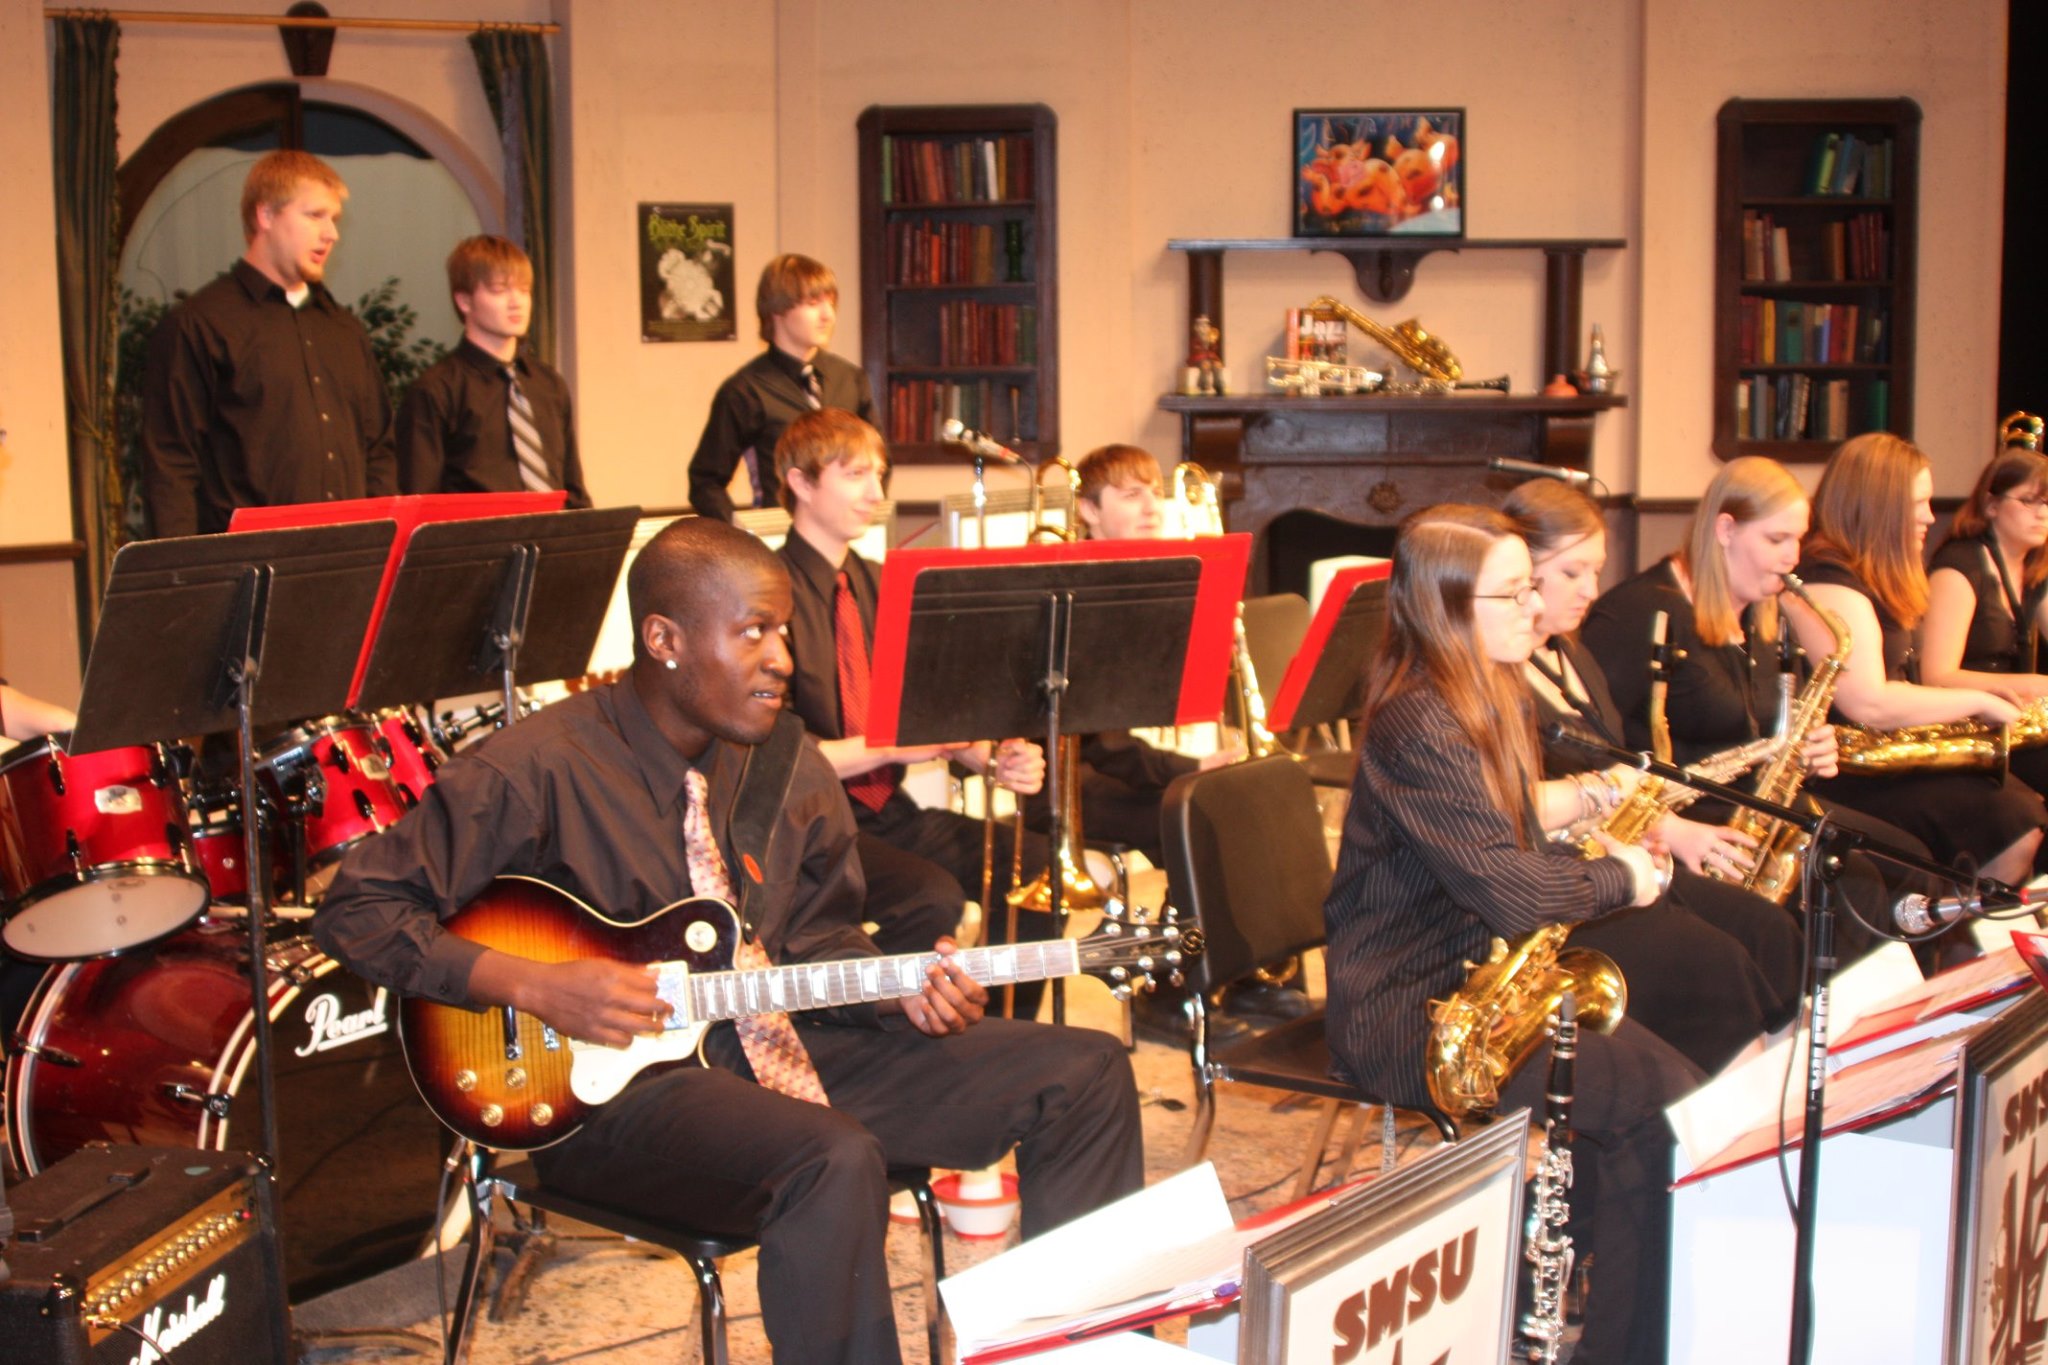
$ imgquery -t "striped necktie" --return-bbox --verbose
[504,365,553,493]
[682,769,829,1105]
[800,363,824,410]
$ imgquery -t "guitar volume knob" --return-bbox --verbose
[505,1067,528,1089]
[531,1103,555,1126]
[455,1069,478,1093]
[478,1104,505,1128]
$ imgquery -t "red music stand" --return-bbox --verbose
[1266,562,1391,734]
[867,536,1249,1021]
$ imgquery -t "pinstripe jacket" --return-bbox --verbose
[1322,684,1635,1111]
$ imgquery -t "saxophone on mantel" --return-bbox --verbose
[1706,573,1849,904]
[1307,294,1511,394]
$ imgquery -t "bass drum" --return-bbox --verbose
[4,921,447,1300]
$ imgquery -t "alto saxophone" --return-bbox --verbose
[1834,697,2048,773]
[1707,573,1849,904]
[1517,994,1580,1365]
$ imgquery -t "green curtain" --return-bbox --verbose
[470,27,558,367]
[51,15,122,648]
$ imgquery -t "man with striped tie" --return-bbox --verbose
[396,235,590,506]
[688,253,875,520]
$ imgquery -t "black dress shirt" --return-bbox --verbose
[777,531,882,748]
[141,260,397,537]
[1582,560,1777,765]
[313,679,881,1026]
[1322,685,1633,1112]
[688,348,873,520]
[395,339,590,506]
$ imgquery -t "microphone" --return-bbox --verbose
[1487,457,1592,489]
[1892,885,2031,935]
[939,419,1025,466]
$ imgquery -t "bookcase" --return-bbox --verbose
[857,104,1058,464]
[1713,98,1920,461]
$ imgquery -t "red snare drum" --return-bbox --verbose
[372,707,442,807]
[4,923,446,1298]
[256,717,408,897]
[0,735,209,961]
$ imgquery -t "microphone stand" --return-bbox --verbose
[1545,725,1995,1365]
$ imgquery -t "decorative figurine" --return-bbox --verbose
[1583,324,1614,395]
[1189,314,1226,396]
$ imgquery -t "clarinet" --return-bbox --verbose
[1517,992,1579,1364]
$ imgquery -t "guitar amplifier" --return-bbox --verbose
[0,1143,289,1364]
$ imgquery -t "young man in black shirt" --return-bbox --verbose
[773,409,1062,1017]
[141,150,396,537]
[688,254,873,520]
[314,517,1142,1364]
[396,235,589,505]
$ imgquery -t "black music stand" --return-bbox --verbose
[1267,563,1391,735]
[68,522,395,1340]
[867,538,1248,1022]
[354,507,641,718]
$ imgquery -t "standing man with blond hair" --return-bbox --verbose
[141,149,396,538]
[687,253,873,520]
[396,234,589,506]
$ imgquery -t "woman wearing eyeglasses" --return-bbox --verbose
[1792,433,2045,892]
[1324,503,1701,1365]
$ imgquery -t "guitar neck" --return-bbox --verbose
[680,939,1082,1025]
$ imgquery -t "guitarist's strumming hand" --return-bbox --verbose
[887,937,988,1037]
[470,949,665,1049]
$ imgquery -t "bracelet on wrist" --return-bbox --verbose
[1599,768,1626,811]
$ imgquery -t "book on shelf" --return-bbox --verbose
[889,219,1021,286]
[880,133,1035,204]
[1737,300,1882,367]
[1742,209,1888,283]
[887,378,1029,445]
[1284,305,1346,364]
[930,302,1037,366]
[1804,130,1893,198]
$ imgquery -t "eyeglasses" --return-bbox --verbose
[2005,492,2048,510]
[1473,584,1541,607]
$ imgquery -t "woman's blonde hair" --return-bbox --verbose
[1362,504,1540,843]
[1678,457,1809,646]
[1805,433,1932,627]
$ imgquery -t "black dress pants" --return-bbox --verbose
[1498,1017,1704,1365]
[531,1016,1143,1365]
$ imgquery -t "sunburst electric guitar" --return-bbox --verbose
[399,875,1200,1149]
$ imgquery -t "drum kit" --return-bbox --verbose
[0,699,514,1296]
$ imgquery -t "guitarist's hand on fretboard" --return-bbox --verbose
[888,937,988,1037]
[470,949,665,1049]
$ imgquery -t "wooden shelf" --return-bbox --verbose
[1158,392,1628,415]
[859,104,1058,454]
[1713,97,1919,460]
[1167,236,1625,306]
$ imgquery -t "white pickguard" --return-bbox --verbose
[566,960,703,1105]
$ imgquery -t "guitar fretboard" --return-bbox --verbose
[666,939,1085,1025]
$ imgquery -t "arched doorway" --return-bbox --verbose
[113,81,500,532]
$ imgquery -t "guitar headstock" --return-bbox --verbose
[1075,906,1203,999]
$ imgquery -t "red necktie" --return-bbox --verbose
[683,769,829,1105]
[834,572,896,812]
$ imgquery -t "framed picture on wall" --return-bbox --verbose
[1292,109,1464,238]
[639,203,736,342]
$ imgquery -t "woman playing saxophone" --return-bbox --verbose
[1504,479,1801,1073]
[1792,434,2046,896]
[1323,504,1702,1365]
[1581,455,1951,961]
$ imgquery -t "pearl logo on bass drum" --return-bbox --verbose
[293,985,392,1058]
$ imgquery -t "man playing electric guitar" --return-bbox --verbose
[314,516,1144,1365]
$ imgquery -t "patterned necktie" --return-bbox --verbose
[682,768,829,1105]
[834,572,896,812]
[504,365,553,493]
[800,363,824,410]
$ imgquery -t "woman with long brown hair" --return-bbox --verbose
[1503,478,1801,1069]
[1793,433,2044,888]
[1923,447,2048,697]
[1324,503,1700,1365]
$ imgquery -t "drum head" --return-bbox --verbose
[1,868,209,961]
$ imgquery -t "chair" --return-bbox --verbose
[1161,756,1453,1199]
[443,1144,946,1364]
